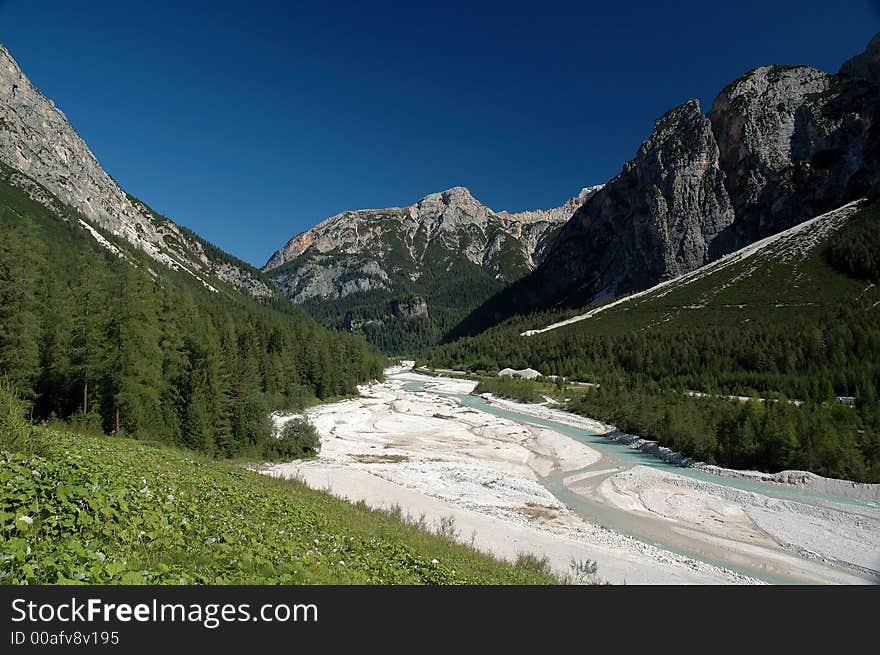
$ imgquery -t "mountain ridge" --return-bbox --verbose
[263,184,600,272]
[260,183,601,352]
[0,42,273,298]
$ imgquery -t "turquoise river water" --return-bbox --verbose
[399,373,879,584]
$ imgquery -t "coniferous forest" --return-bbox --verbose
[0,176,385,459]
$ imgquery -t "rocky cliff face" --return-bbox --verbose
[454,33,880,332]
[275,257,391,304]
[841,32,880,85]
[391,297,428,319]
[536,100,735,304]
[264,185,598,304]
[0,43,272,297]
[708,63,878,242]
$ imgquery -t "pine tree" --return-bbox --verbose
[103,266,163,435]
[0,216,43,400]
[69,255,107,422]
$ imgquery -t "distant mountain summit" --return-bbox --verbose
[264,185,599,274]
[262,185,599,351]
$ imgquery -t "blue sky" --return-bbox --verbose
[1,1,878,266]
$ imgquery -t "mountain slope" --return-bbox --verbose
[450,33,880,338]
[431,200,880,380]
[0,44,385,457]
[0,43,272,298]
[521,200,872,336]
[264,185,599,353]
[0,429,554,584]
[426,200,880,481]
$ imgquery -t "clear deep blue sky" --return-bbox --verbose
[1,1,878,266]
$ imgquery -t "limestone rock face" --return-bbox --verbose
[264,185,599,304]
[533,100,735,304]
[709,65,832,239]
[273,257,391,304]
[0,43,272,297]
[709,60,879,243]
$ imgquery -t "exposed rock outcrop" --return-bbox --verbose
[391,297,428,319]
[708,64,878,242]
[274,257,391,304]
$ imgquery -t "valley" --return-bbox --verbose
[1,20,879,589]
[265,364,880,585]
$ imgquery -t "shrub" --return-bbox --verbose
[474,376,543,403]
[435,515,459,541]
[262,419,320,461]
[567,558,602,584]
[514,552,553,577]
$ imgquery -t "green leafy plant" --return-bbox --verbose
[0,428,559,585]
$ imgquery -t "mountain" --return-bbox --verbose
[451,33,880,337]
[520,200,875,337]
[0,43,385,456]
[426,199,880,481]
[0,43,273,298]
[263,185,600,352]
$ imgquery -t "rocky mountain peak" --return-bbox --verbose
[412,185,488,226]
[653,99,702,133]
[264,184,594,272]
[545,95,735,300]
[711,65,831,175]
[707,61,873,240]
[423,185,476,205]
[840,32,880,84]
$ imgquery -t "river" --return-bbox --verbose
[399,371,880,584]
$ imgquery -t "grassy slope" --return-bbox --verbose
[0,429,555,585]
[556,206,880,338]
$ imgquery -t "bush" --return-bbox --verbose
[0,381,42,454]
[567,558,602,584]
[262,419,320,461]
[514,552,553,577]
